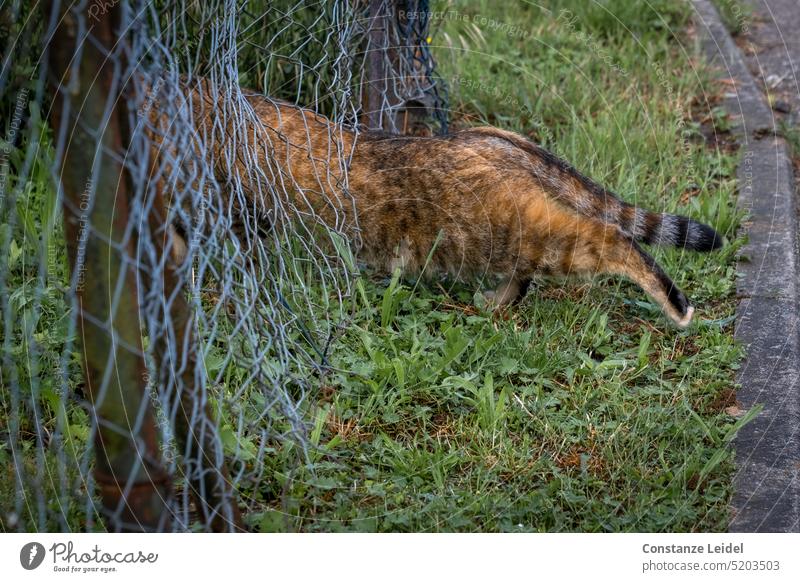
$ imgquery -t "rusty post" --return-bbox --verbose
[146,178,244,531]
[367,0,387,129]
[47,2,171,530]
[366,0,432,133]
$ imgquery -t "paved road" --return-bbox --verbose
[741,0,800,125]
[733,0,800,532]
[694,0,800,532]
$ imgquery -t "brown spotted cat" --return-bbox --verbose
[150,79,722,328]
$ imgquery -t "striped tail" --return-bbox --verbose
[469,126,725,253]
[615,203,724,252]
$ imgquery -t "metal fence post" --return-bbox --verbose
[367,0,389,129]
[365,0,447,134]
[145,178,244,532]
[47,1,171,531]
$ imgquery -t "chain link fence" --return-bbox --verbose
[1,0,446,532]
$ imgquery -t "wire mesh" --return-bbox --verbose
[0,0,447,532]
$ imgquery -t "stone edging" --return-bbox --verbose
[692,0,800,533]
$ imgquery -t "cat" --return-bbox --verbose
[148,79,722,328]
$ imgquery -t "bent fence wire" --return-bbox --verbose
[0,0,447,532]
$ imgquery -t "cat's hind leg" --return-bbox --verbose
[484,277,532,307]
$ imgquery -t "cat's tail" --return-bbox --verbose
[467,126,725,253]
[613,203,724,252]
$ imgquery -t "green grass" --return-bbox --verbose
[233,0,747,532]
[3,0,748,532]
[711,0,753,36]
[0,117,94,532]
[780,120,800,158]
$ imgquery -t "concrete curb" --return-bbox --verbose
[692,0,800,532]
